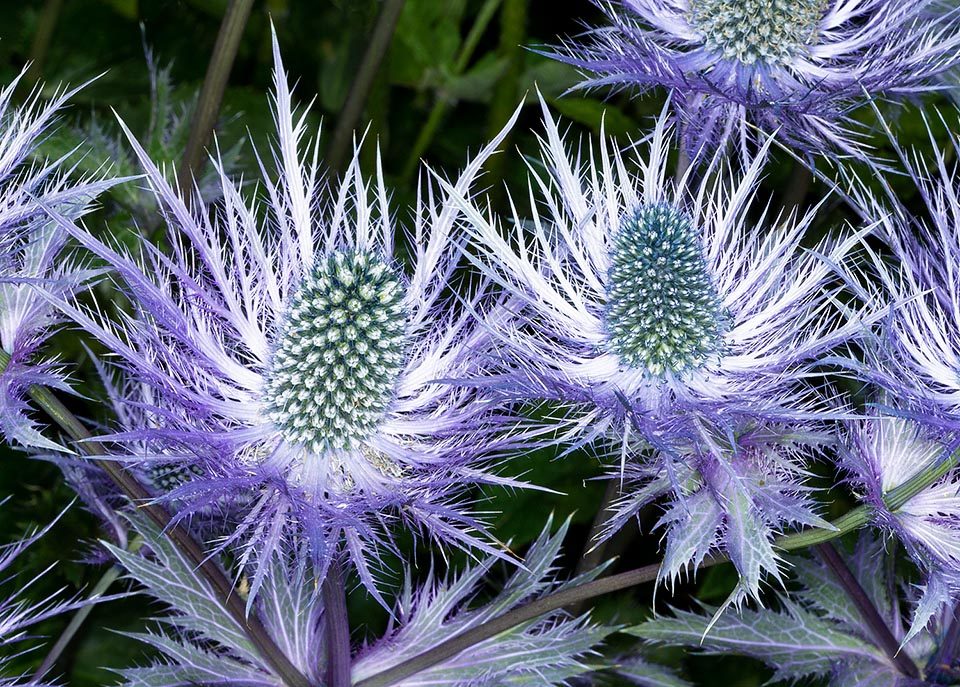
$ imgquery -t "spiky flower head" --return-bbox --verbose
[850,115,960,433]
[546,0,960,157]
[0,71,112,452]
[52,39,522,598]
[263,250,409,453]
[604,203,727,374]
[456,99,869,602]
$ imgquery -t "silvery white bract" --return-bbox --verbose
[0,71,114,452]
[842,415,960,645]
[546,0,960,157]
[450,99,870,602]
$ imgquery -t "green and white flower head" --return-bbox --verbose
[453,97,871,602]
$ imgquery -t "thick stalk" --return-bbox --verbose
[0,351,311,687]
[573,479,622,579]
[781,162,812,219]
[322,560,352,687]
[178,0,254,195]
[481,0,526,207]
[815,542,920,678]
[355,446,960,687]
[25,0,64,86]
[326,0,406,173]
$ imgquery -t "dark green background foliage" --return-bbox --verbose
[0,1,951,684]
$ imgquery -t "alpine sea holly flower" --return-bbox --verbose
[50,39,524,598]
[0,70,113,452]
[452,100,869,600]
[842,414,960,644]
[546,0,960,157]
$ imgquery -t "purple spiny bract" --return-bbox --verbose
[0,70,113,452]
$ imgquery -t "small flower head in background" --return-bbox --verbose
[851,115,960,432]
[842,413,960,643]
[546,0,960,157]
[0,70,113,452]
[453,98,869,600]
[50,39,525,599]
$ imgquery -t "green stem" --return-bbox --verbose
[355,447,960,687]
[178,0,254,196]
[481,0,526,207]
[0,350,311,687]
[326,0,407,173]
[399,0,502,183]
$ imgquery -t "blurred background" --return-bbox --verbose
[0,1,950,684]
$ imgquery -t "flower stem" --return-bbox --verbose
[355,446,960,687]
[815,542,920,678]
[326,0,407,173]
[178,0,254,196]
[322,559,352,687]
[0,350,311,687]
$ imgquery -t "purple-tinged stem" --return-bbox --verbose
[815,542,920,679]
[354,444,960,687]
[322,559,352,687]
[326,0,406,172]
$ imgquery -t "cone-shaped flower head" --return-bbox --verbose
[454,99,869,600]
[547,0,960,157]
[51,41,522,598]
[0,71,113,452]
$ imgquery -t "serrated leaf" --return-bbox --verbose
[104,513,260,664]
[628,604,892,683]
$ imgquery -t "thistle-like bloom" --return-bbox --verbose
[547,1,960,156]
[843,414,960,644]
[52,41,521,596]
[0,71,110,451]
[455,101,868,599]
